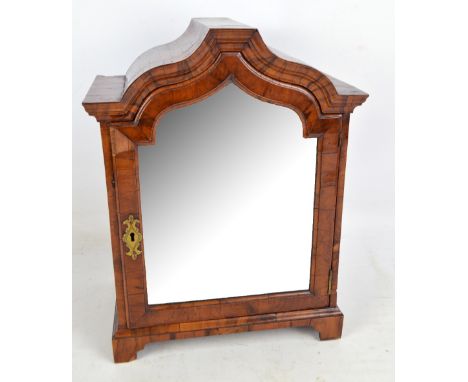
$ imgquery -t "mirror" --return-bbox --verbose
[139,84,317,305]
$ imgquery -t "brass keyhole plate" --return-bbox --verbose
[122,215,142,260]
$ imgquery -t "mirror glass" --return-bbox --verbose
[139,84,317,305]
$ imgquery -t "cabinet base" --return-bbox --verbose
[112,306,343,363]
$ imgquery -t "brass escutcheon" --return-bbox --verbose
[122,215,142,260]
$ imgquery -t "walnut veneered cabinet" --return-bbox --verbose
[83,18,368,363]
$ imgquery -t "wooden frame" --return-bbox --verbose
[83,18,368,363]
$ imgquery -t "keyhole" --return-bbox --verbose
[130,232,135,242]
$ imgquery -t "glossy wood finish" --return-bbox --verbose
[83,18,368,363]
[112,307,344,363]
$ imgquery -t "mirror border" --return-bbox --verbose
[102,81,348,326]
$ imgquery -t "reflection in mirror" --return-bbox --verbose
[139,84,317,304]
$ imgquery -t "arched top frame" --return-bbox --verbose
[83,18,368,144]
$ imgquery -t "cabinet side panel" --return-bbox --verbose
[330,114,350,307]
[109,128,148,327]
[100,124,128,328]
[310,119,342,297]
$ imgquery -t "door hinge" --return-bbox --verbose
[327,268,333,295]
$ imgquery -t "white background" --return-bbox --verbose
[72,0,394,381]
[2,1,467,382]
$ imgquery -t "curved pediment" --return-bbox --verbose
[83,18,368,139]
